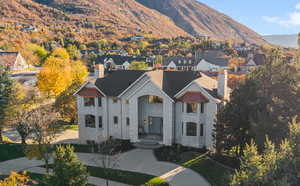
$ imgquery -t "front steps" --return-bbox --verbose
[133,140,162,149]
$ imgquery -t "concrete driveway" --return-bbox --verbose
[0,149,210,186]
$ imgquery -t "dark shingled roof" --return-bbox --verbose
[95,70,203,98]
[253,54,266,66]
[203,57,229,67]
[96,55,146,66]
[95,70,146,96]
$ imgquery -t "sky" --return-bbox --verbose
[198,0,300,35]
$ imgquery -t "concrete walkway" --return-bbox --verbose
[0,149,210,186]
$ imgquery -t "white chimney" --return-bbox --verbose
[94,64,105,78]
[217,69,229,100]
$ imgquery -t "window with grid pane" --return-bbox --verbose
[84,97,95,107]
[186,122,197,136]
[186,103,197,113]
[85,115,95,128]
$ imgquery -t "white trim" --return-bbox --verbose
[118,72,148,97]
[127,79,174,103]
[73,81,106,97]
[174,81,220,103]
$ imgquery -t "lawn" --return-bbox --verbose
[59,124,79,131]
[41,164,168,186]
[154,146,232,186]
[182,153,232,186]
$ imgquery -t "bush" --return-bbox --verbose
[145,177,169,186]
[0,144,25,162]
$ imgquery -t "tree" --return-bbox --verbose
[51,48,70,60]
[129,61,148,70]
[215,48,300,157]
[0,66,13,142]
[155,55,163,65]
[94,139,121,186]
[46,145,89,186]
[71,60,89,84]
[0,171,29,186]
[37,56,72,97]
[25,105,60,173]
[67,44,80,60]
[230,120,300,186]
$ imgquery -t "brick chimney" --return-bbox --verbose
[217,69,229,100]
[94,64,105,78]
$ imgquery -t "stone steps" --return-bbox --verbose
[133,141,162,149]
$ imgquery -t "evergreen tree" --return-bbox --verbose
[0,65,13,142]
[46,145,89,186]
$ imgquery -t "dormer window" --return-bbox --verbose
[84,97,95,107]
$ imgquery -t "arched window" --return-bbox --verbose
[85,115,95,128]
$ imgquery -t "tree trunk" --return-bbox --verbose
[0,127,3,143]
[21,137,26,145]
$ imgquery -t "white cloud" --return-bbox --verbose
[263,3,300,27]
[262,16,279,23]
[295,3,300,10]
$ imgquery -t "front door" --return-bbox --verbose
[148,117,163,135]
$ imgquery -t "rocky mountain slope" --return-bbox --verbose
[0,0,265,44]
[137,0,265,44]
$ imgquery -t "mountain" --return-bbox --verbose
[136,0,265,44]
[263,34,298,48]
[0,0,265,44]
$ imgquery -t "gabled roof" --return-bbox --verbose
[0,52,19,67]
[96,55,146,66]
[163,56,196,67]
[95,70,146,96]
[202,57,229,67]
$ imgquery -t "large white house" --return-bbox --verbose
[74,66,230,149]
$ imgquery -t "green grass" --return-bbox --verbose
[41,164,168,186]
[0,144,25,162]
[59,124,79,131]
[182,153,231,186]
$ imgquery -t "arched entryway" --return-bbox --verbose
[138,95,163,141]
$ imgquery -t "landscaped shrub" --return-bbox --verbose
[144,177,169,186]
[0,144,25,162]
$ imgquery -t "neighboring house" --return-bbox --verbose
[163,57,196,70]
[162,56,229,72]
[131,35,145,41]
[0,52,29,71]
[21,26,38,32]
[195,58,229,72]
[74,67,230,149]
[242,53,266,71]
[96,55,150,70]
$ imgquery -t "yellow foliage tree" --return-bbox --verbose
[71,60,89,84]
[0,171,29,186]
[37,56,72,97]
[51,48,70,61]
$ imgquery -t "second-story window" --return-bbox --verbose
[186,103,197,113]
[126,117,130,126]
[99,116,103,129]
[200,103,204,113]
[85,115,95,128]
[113,98,118,103]
[98,97,102,107]
[84,97,95,107]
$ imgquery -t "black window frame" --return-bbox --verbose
[113,116,118,124]
[85,115,96,128]
[186,103,198,113]
[98,97,102,107]
[84,97,95,107]
[126,117,130,126]
[200,103,204,113]
[186,122,197,136]
[99,116,103,129]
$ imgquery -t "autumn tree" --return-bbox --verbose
[25,105,60,172]
[67,44,80,60]
[26,43,48,65]
[0,65,13,142]
[0,171,30,186]
[46,145,89,186]
[37,56,72,97]
[129,61,148,70]
[50,48,70,60]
